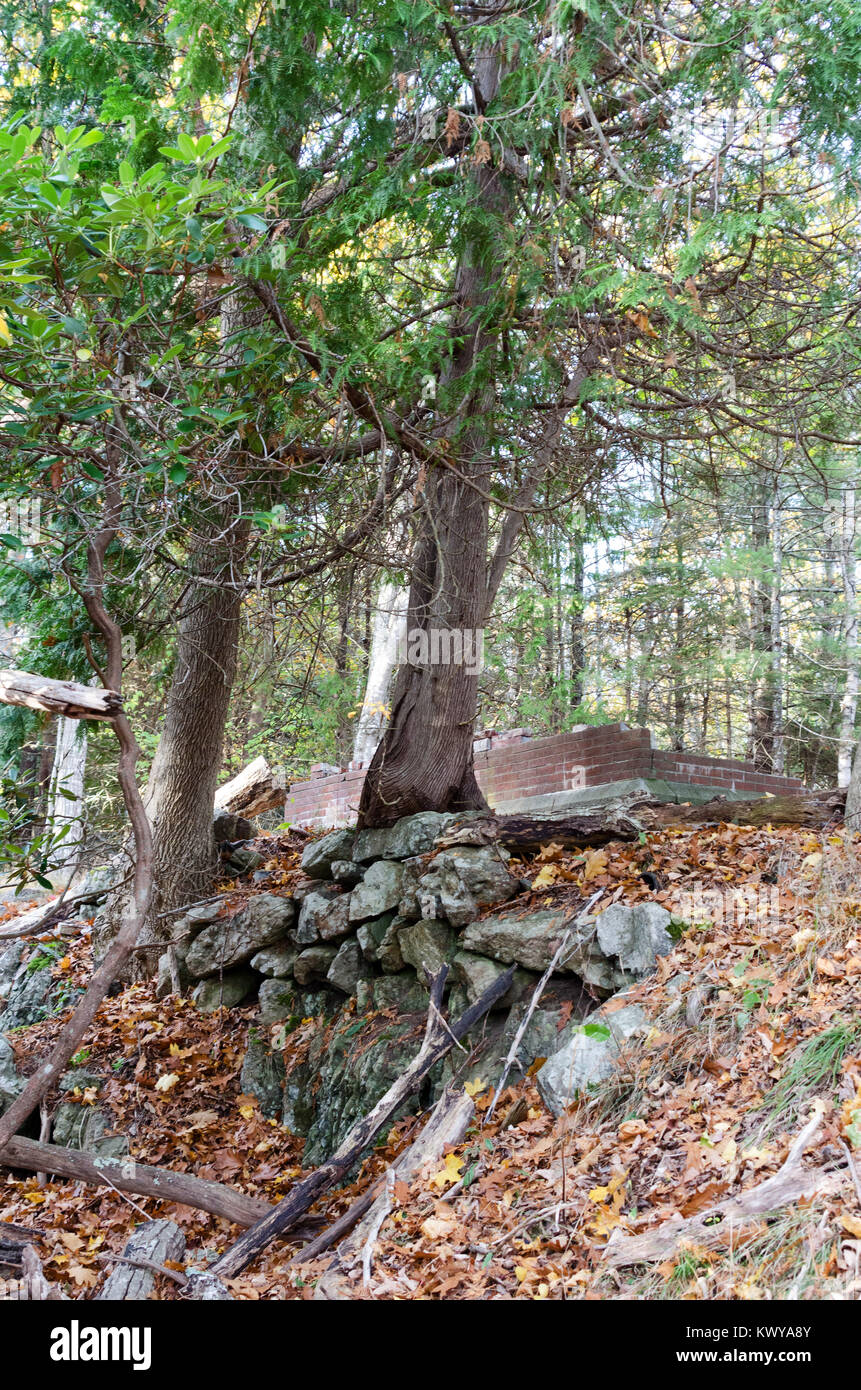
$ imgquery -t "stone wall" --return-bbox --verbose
[284,723,805,828]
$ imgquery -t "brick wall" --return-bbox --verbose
[283,722,805,827]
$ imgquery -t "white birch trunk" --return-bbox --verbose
[837,485,858,788]
[352,581,409,768]
[46,716,87,867]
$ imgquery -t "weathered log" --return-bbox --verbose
[439,810,644,851]
[0,1134,272,1227]
[603,1109,845,1267]
[637,789,845,830]
[96,1219,185,1301]
[0,669,121,720]
[215,755,285,818]
[211,963,515,1279]
[440,789,845,852]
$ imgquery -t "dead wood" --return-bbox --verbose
[215,755,286,818]
[96,1219,185,1300]
[603,1108,846,1267]
[0,1134,272,1227]
[440,789,845,854]
[0,1243,68,1300]
[0,669,122,720]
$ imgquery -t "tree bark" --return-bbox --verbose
[130,506,249,967]
[45,714,88,868]
[357,43,508,828]
[836,484,858,787]
[438,789,845,851]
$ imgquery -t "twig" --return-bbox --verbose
[95,1251,188,1287]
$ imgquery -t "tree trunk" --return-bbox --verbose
[837,485,858,787]
[45,715,87,869]
[846,739,861,828]
[352,580,409,768]
[357,46,508,828]
[137,508,249,962]
[570,529,585,710]
[749,474,776,770]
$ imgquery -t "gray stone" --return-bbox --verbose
[296,886,351,944]
[186,894,294,977]
[259,978,299,1027]
[460,906,654,995]
[250,942,298,978]
[353,811,456,864]
[349,860,405,922]
[294,945,338,987]
[461,909,574,974]
[240,1038,286,1117]
[356,912,396,964]
[378,915,407,973]
[300,829,357,880]
[301,1014,420,1164]
[417,846,517,927]
[192,969,258,1012]
[537,1000,649,1114]
[258,981,342,1029]
[282,1063,315,1136]
[330,860,364,887]
[0,941,24,1003]
[181,901,224,929]
[0,1035,23,1112]
[2,954,61,1029]
[155,940,192,1000]
[397,919,456,980]
[451,951,530,1007]
[213,809,253,842]
[595,902,674,978]
[357,973,429,1014]
[53,1096,129,1159]
[222,846,264,875]
[58,1067,104,1095]
[394,858,425,921]
[327,938,371,995]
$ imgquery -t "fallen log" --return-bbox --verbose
[313,1085,475,1299]
[440,810,645,851]
[603,1107,845,1267]
[211,963,515,1279]
[0,1134,272,1228]
[637,789,845,831]
[215,756,285,819]
[0,669,121,721]
[441,789,845,852]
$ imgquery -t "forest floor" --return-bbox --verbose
[2,819,861,1300]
